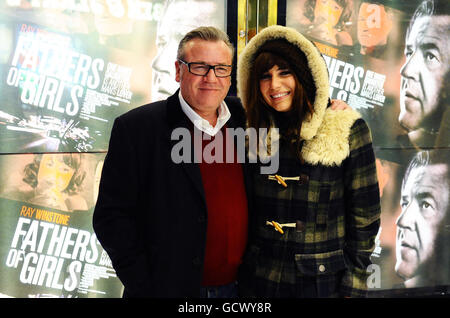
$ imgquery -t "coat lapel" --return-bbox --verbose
[166,91,206,202]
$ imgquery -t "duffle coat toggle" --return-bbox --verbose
[265,220,306,234]
[268,174,309,187]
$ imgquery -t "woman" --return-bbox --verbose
[237,25,381,297]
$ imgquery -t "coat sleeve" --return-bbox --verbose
[340,118,381,298]
[93,116,152,296]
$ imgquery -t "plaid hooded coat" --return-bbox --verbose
[236,26,381,298]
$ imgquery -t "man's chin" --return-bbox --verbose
[398,116,416,133]
[395,260,417,281]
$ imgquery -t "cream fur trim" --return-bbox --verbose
[237,25,330,141]
[301,108,362,166]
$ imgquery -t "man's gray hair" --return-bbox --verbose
[177,26,234,61]
[407,0,450,37]
[402,150,450,191]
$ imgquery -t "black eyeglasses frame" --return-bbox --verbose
[177,59,232,78]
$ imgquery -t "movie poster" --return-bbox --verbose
[0,153,125,298]
[0,1,166,153]
[287,0,450,292]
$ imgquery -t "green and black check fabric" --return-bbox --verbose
[241,118,381,298]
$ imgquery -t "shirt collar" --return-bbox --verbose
[178,91,231,136]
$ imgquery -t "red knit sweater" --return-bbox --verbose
[197,126,248,286]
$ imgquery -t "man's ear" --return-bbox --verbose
[175,60,181,83]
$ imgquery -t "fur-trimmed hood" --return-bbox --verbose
[237,25,361,166]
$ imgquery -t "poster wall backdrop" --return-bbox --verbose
[287,0,450,292]
[1,0,448,297]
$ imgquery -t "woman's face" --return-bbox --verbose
[259,65,296,112]
[36,154,75,193]
[314,0,344,27]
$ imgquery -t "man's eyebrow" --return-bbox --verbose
[189,61,231,66]
[415,191,437,202]
[419,42,441,53]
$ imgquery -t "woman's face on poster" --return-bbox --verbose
[395,163,449,280]
[314,0,344,27]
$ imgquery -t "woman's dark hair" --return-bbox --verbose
[23,153,86,195]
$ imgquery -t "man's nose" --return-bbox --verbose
[203,67,218,82]
[151,46,173,74]
[400,52,419,81]
[152,54,167,73]
[396,203,416,230]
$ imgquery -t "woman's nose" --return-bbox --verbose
[270,75,281,89]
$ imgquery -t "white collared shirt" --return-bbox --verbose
[178,91,231,137]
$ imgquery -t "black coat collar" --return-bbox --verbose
[166,90,191,130]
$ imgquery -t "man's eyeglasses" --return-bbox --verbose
[178,59,232,77]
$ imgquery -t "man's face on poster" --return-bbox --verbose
[395,163,449,280]
[151,0,221,102]
[399,16,450,132]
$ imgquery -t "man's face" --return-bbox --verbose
[151,0,221,102]
[175,39,232,116]
[399,16,450,132]
[357,3,392,48]
[395,163,449,280]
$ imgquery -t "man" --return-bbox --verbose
[93,26,248,298]
[397,0,450,150]
[395,150,450,287]
[151,0,225,102]
[356,0,393,57]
